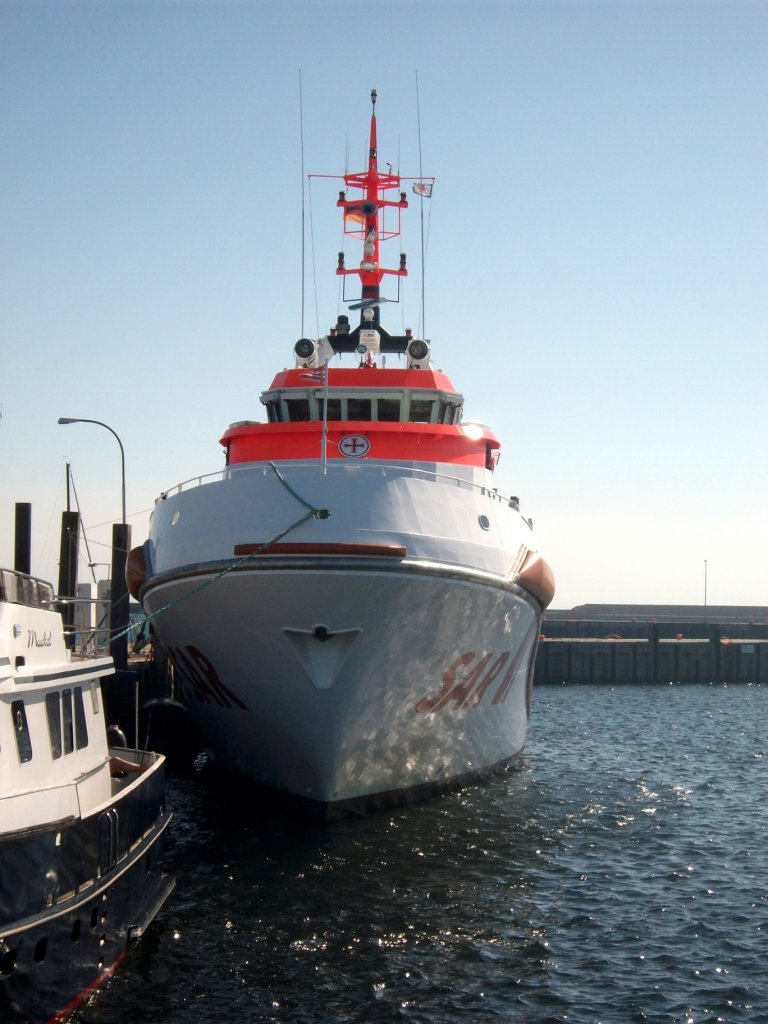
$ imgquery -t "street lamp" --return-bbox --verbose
[58,417,126,525]
[58,416,131,677]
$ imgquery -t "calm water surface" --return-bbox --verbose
[77,684,767,1023]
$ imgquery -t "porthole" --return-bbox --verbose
[478,514,491,531]
[171,511,181,526]
[0,948,17,975]
[33,937,48,963]
[71,919,81,943]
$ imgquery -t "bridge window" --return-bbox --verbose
[285,399,311,422]
[438,401,457,424]
[266,401,282,423]
[377,399,401,422]
[409,399,434,423]
[347,398,372,421]
[325,399,342,421]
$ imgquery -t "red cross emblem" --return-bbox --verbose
[339,434,371,458]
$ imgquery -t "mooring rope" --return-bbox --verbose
[108,463,331,646]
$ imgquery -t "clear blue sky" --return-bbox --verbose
[2,0,766,610]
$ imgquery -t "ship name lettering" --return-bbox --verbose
[414,625,537,714]
[168,644,249,711]
[27,630,52,648]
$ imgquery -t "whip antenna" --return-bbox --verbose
[299,69,306,336]
[416,71,426,340]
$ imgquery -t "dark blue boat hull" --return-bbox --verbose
[1,763,173,1024]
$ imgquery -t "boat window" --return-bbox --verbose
[0,570,19,604]
[266,401,282,423]
[11,700,33,764]
[438,401,456,424]
[409,399,434,423]
[62,689,74,755]
[285,398,311,422]
[325,399,342,421]
[347,398,372,421]
[74,687,89,750]
[0,570,53,607]
[46,692,63,759]
[377,399,401,422]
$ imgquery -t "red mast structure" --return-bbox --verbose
[333,90,410,351]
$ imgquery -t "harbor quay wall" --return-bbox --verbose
[534,610,768,685]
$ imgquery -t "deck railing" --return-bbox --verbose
[156,459,524,513]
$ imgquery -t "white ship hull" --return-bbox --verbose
[144,562,539,813]
[139,461,545,814]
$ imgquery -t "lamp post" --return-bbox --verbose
[58,418,126,525]
[58,417,131,683]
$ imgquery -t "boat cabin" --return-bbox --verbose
[260,368,464,425]
[1,568,114,832]
[220,366,500,470]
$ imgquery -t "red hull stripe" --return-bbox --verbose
[234,542,407,558]
[46,953,127,1024]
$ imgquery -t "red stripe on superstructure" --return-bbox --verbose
[266,367,458,392]
[222,422,499,466]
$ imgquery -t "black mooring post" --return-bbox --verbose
[57,511,80,648]
[14,502,32,575]
[110,522,131,671]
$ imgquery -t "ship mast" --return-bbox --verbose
[335,89,408,335]
[296,91,430,365]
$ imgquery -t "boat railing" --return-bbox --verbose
[157,460,524,512]
[56,594,112,658]
[0,567,55,609]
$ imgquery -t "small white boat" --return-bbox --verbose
[129,90,554,816]
[0,567,174,1022]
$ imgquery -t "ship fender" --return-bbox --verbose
[126,545,146,601]
[140,698,201,769]
[515,550,556,609]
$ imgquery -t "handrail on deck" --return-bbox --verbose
[156,460,524,514]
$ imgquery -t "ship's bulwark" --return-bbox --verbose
[143,564,540,815]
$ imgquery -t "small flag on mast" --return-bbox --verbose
[413,182,433,198]
[300,363,327,384]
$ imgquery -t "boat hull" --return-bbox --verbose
[143,558,540,814]
[0,754,173,1024]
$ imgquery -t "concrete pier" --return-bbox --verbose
[535,605,768,684]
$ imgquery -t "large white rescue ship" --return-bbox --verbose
[129,91,555,816]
